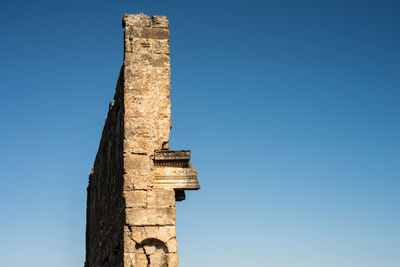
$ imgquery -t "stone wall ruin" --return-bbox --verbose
[85,14,200,267]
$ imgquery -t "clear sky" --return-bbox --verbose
[0,0,399,266]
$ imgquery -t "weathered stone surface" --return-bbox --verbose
[125,226,146,245]
[125,225,176,244]
[166,238,178,253]
[125,53,170,67]
[143,226,159,239]
[124,154,150,171]
[157,226,176,242]
[153,164,200,190]
[133,253,149,266]
[124,173,153,190]
[151,16,169,28]
[147,189,175,208]
[122,13,152,27]
[124,38,170,54]
[86,13,199,267]
[85,68,125,267]
[124,190,147,208]
[126,207,176,226]
[125,26,169,40]
[124,231,138,252]
[154,150,191,166]
[168,253,179,267]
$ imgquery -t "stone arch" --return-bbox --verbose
[137,238,169,267]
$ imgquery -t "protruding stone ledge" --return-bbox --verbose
[153,165,200,190]
[154,150,190,166]
[152,150,200,191]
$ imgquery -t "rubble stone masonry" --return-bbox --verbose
[85,14,198,267]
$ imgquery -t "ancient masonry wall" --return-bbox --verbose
[86,14,179,267]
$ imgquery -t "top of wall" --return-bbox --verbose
[122,13,169,28]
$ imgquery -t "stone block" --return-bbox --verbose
[122,13,151,27]
[124,52,170,68]
[157,226,176,242]
[124,190,147,208]
[124,232,137,252]
[126,207,176,226]
[124,154,149,171]
[134,252,149,266]
[143,226,159,239]
[124,66,170,89]
[140,27,169,39]
[127,225,176,243]
[123,252,136,266]
[146,189,175,208]
[124,38,170,54]
[166,238,177,253]
[125,225,147,244]
[123,174,153,190]
[168,253,179,267]
[151,16,169,28]
[125,26,169,40]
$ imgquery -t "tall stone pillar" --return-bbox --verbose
[85,14,199,267]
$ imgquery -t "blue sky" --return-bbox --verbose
[0,0,399,266]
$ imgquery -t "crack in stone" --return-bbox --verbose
[144,248,151,267]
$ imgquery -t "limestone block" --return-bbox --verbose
[124,154,150,171]
[156,226,176,243]
[124,136,166,156]
[143,226,159,239]
[123,174,153,190]
[165,238,178,253]
[124,67,170,89]
[124,252,136,266]
[123,101,171,122]
[168,253,179,267]
[125,26,169,40]
[126,207,176,226]
[151,16,169,28]
[125,225,176,245]
[134,252,149,266]
[124,115,170,153]
[124,190,147,208]
[140,27,169,39]
[129,225,176,243]
[125,225,147,244]
[124,232,137,252]
[122,14,151,27]
[146,189,175,208]
[146,250,168,267]
[124,38,170,54]
[124,52,170,68]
